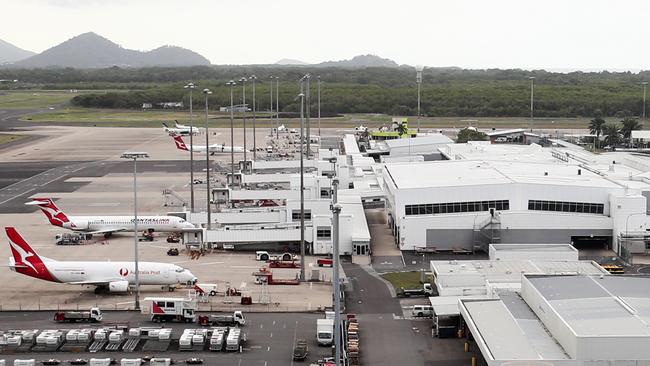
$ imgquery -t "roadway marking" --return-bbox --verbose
[290,320,298,366]
[199,261,225,265]
[89,203,120,207]
[230,265,259,269]
[270,332,273,338]
[171,260,192,264]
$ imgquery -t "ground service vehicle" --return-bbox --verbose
[317,319,334,346]
[198,311,246,326]
[54,308,102,323]
[55,232,89,245]
[225,328,242,351]
[317,259,333,267]
[194,283,218,296]
[411,305,434,318]
[142,297,197,323]
[255,251,293,261]
[397,283,433,297]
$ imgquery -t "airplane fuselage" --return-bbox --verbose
[62,215,194,233]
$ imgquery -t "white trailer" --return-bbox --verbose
[225,328,242,352]
[316,319,334,346]
[142,297,197,323]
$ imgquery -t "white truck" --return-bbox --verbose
[316,318,334,346]
[54,307,102,323]
[142,297,198,323]
[255,251,293,261]
[198,311,246,326]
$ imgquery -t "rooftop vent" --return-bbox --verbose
[544,172,548,176]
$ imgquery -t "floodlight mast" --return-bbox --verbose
[415,65,424,133]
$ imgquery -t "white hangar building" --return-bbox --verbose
[382,142,650,254]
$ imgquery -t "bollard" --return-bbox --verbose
[471,356,477,366]
[465,342,470,352]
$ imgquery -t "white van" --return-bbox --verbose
[411,305,433,318]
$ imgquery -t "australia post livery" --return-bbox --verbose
[27,198,195,235]
[6,227,197,292]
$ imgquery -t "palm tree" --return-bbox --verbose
[396,122,408,137]
[620,117,642,145]
[603,123,621,148]
[589,117,606,149]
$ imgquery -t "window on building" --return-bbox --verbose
[404,200,510,216]
[292,210,312,221]
[527,200,604,215]
[316,226,332,239]
[320,188,332,198]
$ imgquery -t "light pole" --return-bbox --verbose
[416,65,424,133]
[306,75,311,158]
[269,75,275,138]
[184,82,196,212]
[641,82,648,119]
[240,77,248,166]
[276,76,280,139]
[331,179,342,366]
[120,151,149,311]
[298,76,307,281]
[250,75,257,162]
[529,76,535,131]
[226,80,237,180]
[202,88,212,230]
[317,76,322,139]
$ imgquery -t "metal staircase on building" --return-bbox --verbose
[472,212,501,253]
[162,188,187,208]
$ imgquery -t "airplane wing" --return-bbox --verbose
[73,228,127,235]
[68,280,116,285]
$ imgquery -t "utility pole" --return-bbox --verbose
[317,76,322,139]
[306,75,311,158]
[203,89,212,230]
[240,77,248,165]
[184,82,196,212]
[251,75,257,162]
[642,82,648,119]
[331,178,341,366]
[529,76,535,131]
[299,77,306,281]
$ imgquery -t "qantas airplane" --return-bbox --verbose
[172,135,245,155]
[6,227,197,293]
[27,198,195,237]
[162,121,200,136]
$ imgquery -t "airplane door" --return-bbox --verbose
[164,269,169,278]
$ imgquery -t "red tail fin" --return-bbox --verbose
[26,198,69,227]
[6,227,57,282]
[173,135,189,151]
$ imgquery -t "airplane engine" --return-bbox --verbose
[108,280,129,293]
[65,220,89,230]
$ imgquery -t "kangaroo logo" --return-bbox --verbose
[9,239,37,273]
[174,136,189,151]
[119,268,129,277]
[30,199,69,227]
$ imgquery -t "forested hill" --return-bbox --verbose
[2,66,649,118]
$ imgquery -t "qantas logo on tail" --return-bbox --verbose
[26,198,69,227]
[173,135,189,151]
[6,227,56,282]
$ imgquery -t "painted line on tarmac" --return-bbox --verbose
[88,202,120,207]
[230,265,259,269]
[199,261,224,265]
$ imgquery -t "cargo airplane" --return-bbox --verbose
[162,121,200,136]
[6,227,197,293]
[171,135,245,154]
[27,198,195,237]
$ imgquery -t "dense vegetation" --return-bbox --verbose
[2,66,650,118]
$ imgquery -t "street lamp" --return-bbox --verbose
[202,88,212,230]
[317,76,322,139]
[240,77,248,165]
[250,75,257,162]
[415,65,424,133]
[269,76,275,138]
[298,75,308,281]
[183,82,196,212]
[641,82,648,119]
[529,76,535,131]
[276,76,280,139]
[120,151,149,311]
[226,80,237,179]
[331,179,342,366]
[305,75,311,158]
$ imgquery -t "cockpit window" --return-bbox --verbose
[175,268,185,273]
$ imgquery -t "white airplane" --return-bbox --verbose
[27,198,195,237]
[162,121,200,136]
[6,227,197,293]
[172,135,245,155]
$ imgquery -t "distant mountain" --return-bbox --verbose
[0,38,35,64]
[317,54,399,68]
[15,32,210,68]
[275,58,310,65]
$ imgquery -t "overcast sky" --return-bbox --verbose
[2,0,649,71]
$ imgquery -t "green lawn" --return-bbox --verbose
[0,134,27,145]
[381,271,426,291]
[0,91,79,109]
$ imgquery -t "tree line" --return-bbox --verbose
[2,66,650,117]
